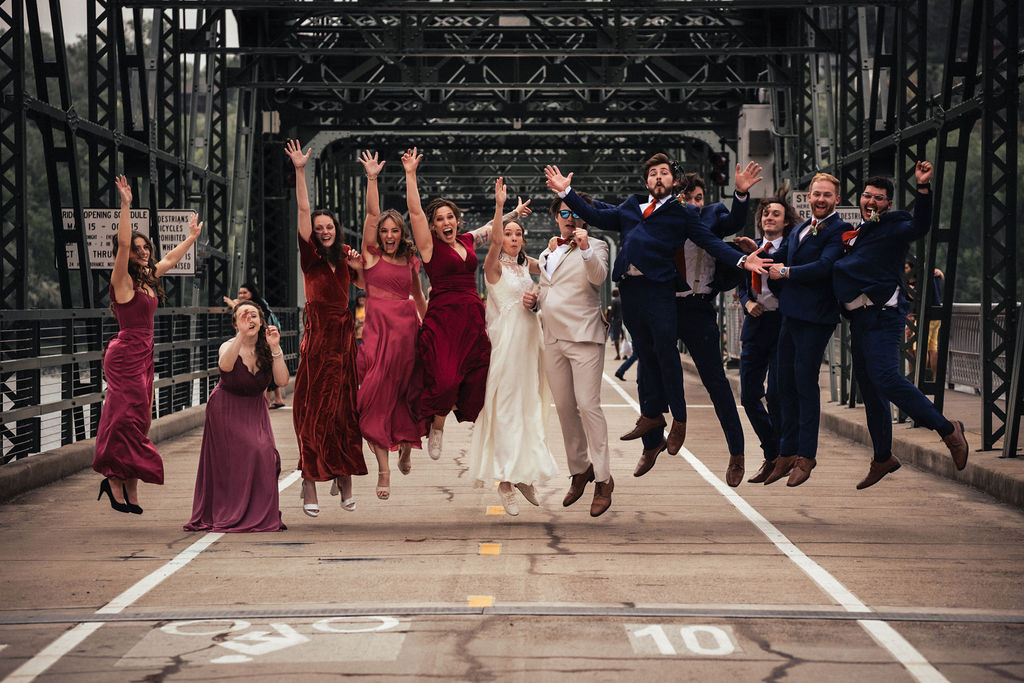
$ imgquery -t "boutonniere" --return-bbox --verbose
[868,209,880,222]
[809,219,819,236]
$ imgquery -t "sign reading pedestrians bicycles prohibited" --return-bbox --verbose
[62,208,196,274]
[116,617,408,668]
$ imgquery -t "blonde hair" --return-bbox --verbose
[808,172,840,193]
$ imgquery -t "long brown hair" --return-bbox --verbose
[310,209,344,265]
[376,209,415,259]
[111,231,167,302]
[231,302,273,375]
[425,198,463,236]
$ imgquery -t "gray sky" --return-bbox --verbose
[36,1,238,45]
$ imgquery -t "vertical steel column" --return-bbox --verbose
[979,0,1019,450]
[205,14,229,307]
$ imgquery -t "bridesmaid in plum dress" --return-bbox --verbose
[284,139,367,518]
[402,148,530,459]
[184,301,289,532]
[354,151,428,500]
[93,175,201,514]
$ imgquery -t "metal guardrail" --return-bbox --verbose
[1,307,300,465]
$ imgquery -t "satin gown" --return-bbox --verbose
[356,246,426,451]
[92,286,163,484]
[468,259,559,486]
[184,357,286,533]
[292,236,367,480]
[419,232,491,424]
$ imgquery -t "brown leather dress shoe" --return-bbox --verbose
[941,420,968,470]
[620,414,666,441]
[590,475,614,517]
[747,458,776,483]
[786,456,816,487]
[762,454,797,485]
[634,440,667,477]
[725,454,744,487]
[666,419,687,454]
[856,455,901,490]
[563,463,595,507]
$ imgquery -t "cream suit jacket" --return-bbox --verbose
[537,239,609,344]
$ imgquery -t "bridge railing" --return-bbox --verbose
[0,307,300,465]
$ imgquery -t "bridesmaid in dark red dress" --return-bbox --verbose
[285,139,367,517]
[93,175,202,513]
[402,148,530,459]
[184,301,289,532]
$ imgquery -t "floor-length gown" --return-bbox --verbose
[357,246,425,450]
[92,286,163,484]
[418,232,491,424]
[468,256,559,486]
[184,357,286,533]
[293,236,367,480]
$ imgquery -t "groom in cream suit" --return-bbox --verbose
[522,195,613,517]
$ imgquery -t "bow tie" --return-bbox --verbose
[556,237,576,248]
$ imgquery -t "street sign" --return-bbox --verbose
[63,208,196,274]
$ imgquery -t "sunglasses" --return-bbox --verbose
[558,210,581,219]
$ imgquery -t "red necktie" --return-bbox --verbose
[842,228,860,252]
[751,243,773,294]
[556,237,576,248]
[801,218,817,242]
[643,201,656,219]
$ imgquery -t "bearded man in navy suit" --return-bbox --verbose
[544,155,771,461]
[832,160,968,488]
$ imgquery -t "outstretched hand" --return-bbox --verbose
[734,162,764,195]
[188,212,203,240]
[114,175,132,206]
[732,236,758,254]
[401,147,422,173]
[266,325,281,349]
[743,245,773,274]
[544,165,573,193]
[495,176,507,207]
[284,139,311,170]
[358,150,386,178]
[514,196,532,219]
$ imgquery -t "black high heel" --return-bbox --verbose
[121,484,143,515]
[98,478,131,513]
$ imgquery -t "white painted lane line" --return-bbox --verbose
[601,372,949,683]
[3,470,303,683]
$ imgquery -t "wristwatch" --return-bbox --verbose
[780,266,789,277]
[738,255,748,268]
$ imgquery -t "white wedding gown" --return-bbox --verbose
[469,258,559,487]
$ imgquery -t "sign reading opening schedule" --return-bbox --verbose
[62,208,196,275]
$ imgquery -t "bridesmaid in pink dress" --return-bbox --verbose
[93,175,202,513]
[184,301,289,532]
[402,148,531,459]
[355,151,428,500]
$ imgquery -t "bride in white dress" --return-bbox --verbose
[468,177,559,515]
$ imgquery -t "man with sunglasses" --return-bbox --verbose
[523,194,614,516]
[832,160,969,489]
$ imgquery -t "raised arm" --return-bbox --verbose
[483,177,508,284]
[154,212,202,277]
[284,139,313,243]
[266,324,290,388]
[901,160,934,242]
[358,150,385,257]
[402,148,433,263]
[110,175,136,303]
[472,195,532,247]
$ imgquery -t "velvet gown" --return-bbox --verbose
[356,246,425,451]
[292,236,367,480]
[418,232,491,425]
[92,286,163,484]
[184,357,286,533]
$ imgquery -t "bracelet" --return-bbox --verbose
[367,175,377,181]
[917,182,930,189]
[271,350,283,358]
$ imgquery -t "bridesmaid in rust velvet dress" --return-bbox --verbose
[402,148,530,460]
[285,139,367,518]
[93,175,201,514]
[184,301,289,532]
[354,151,427,501]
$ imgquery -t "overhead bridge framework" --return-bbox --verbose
[0,0,1020,462]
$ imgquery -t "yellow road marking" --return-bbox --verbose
[468,595,494,607]
[485,506,504,515]
[479,543,501,555]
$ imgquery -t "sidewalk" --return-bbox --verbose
[682,355,1024,509]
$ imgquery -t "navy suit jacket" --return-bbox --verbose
[832,192,932,314]
[563,189,742,283]
[768,213,849,326]
[738,236,786,342]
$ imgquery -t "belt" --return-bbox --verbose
[677,291,716,302]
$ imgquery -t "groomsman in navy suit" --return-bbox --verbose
[633,164,763,487]
[763,173,849,487]
[738,195,797,484]
[544,156,771,461]
[832,160,968,488]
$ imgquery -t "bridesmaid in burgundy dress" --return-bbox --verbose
[93,175,202,513]
[285,139,367,518]
[402,148,530,459]
[184,301,289,532]
[355,151,428,500]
